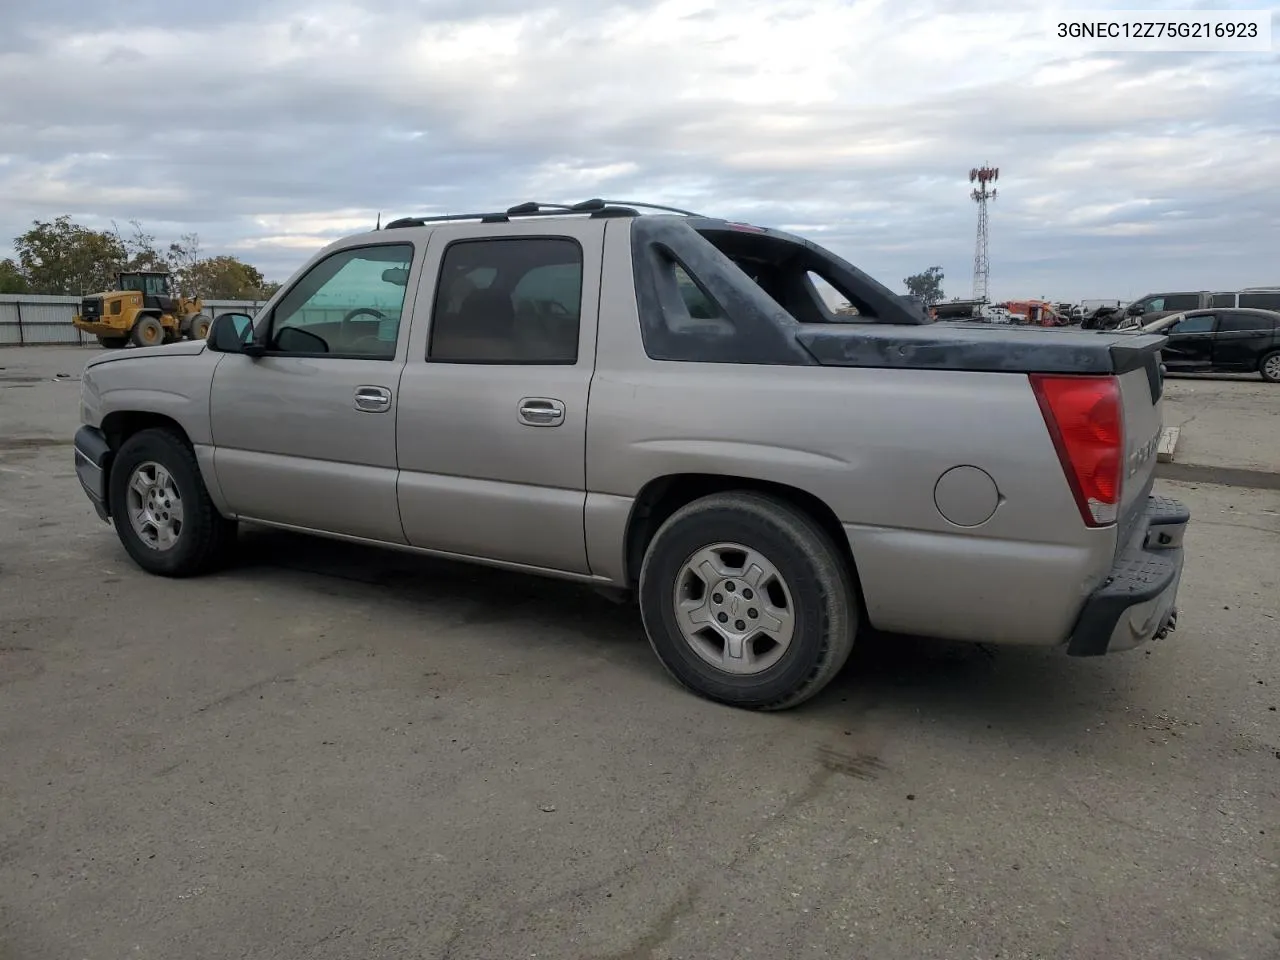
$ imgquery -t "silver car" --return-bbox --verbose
[74,200,1189,709]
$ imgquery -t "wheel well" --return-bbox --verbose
[101,411,190,453]
[623,474,863,593]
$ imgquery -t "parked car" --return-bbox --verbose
[1124,308,1280,382]
[72,200,1188,710]
[1116,288,1280,329]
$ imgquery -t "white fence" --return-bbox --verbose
[0,295,267,346]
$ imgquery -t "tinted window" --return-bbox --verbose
[1210,292,1236,308]
[1218,312,1276,333]
[1170,314,1214,334]
[428,238,581,364]
[1163,294,1202,311]
[270,244,412,358]
[1239,292,1280,311]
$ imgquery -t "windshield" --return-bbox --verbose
[119,274,171,296]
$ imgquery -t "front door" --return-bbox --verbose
[1160,312,1217,370]
[208,241,420,543]
[395,223,602,575]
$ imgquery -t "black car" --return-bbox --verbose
[1131,308,1280,382]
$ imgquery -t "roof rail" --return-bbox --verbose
[383,200,643,230]
[381,199,704,230]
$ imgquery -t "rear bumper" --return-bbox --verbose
[1067,495,1189,656]
[74,425,112,523]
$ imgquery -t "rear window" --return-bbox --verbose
[1239,292,1280,311]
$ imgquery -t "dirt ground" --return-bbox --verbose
[2,346,1278,960]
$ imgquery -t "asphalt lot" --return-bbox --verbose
[2,346,1278,960]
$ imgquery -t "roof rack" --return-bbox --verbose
[382,198,704,230]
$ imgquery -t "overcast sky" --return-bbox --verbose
[1,0,1276,301]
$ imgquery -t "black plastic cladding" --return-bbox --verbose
[629,216,815,365]
[630,216,1169,374]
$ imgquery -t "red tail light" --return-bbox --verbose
[1029,374,1124,527]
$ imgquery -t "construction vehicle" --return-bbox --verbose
[72,271,212,349]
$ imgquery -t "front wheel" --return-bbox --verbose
[130,315,164,347]
[1261,350,1280,383]
[638,492,858,710]
[108,428,237,577]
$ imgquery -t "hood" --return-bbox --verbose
[84,339,208,369]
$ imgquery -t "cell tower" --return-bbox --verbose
[969,165,999,301]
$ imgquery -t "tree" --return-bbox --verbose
[14,215,127,295]
[0,258,27,294]
[184,255,268,300]
[115,219,169,272]
[903,266,945,306]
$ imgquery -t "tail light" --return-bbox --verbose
[1029,374,1124,527]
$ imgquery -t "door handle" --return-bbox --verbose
[354,385,392,413]
[518,397,565,427]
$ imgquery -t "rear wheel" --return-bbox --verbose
[108,428,237,577]
[97,336,128,349]
[638,492,858,710]
[188,314,212,340]
[131,315,164,347]
[1261,350,1280,383]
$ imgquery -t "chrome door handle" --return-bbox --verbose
[518,397,565,427]
[354,385,392,413]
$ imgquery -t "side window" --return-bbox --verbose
[1218,312,1271,333]
[1163,294,1202,311]
[1239,292,1280,311]
[269,244,412,359]
[1144,297,1165,312]
[1210,292,1236,308]
[428,238,582,364]
[1171,314,1214,334]
[674,264,723,321]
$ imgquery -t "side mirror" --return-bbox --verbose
[382,267,409,286]
[1127,303,1145,316]
[208,313,257,354]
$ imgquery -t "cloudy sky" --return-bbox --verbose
[1,0,1277,302]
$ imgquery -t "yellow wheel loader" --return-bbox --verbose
[72,271,213,349]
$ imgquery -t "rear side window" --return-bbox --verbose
[428,238,582,364]
[1218,312,1276,333]
[1210,292,1236,308]
[1163,294,1202,311]
[1239,292,1280,311]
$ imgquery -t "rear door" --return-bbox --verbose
[1160,312,1217,369]
[395,222,603,575]
[1213,311,1279,370]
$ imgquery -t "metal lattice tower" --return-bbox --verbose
[969,165,998,301]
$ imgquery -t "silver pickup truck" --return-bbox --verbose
[73,199,1188,710]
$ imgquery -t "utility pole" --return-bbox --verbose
[969,165,998,301]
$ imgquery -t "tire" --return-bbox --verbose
[131,315,164,347]
[98,336,128,349]
[187,314,212,340]
[108,428,237,577]
[1261,350,1280,383]
[638,492,858,711]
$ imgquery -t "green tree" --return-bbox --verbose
[904,266,945,306]
[184,255,268,300]
[14,216,127,295]
[0,258,28,294]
